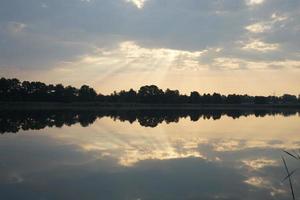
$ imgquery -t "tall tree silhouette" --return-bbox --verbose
[79,85,97,101]
[138,85,164,103]
[190,91,200,103]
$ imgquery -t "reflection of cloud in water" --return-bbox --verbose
[245,177,271,187]
[244,176,286,197]
[77,137,300,166]
[119,149,204,166]
[43,115,300,167]
[211,139,298,152]
[242,158,278,170]
[213,140,242,152]
[7,173,24,184]
[79,135,206,166]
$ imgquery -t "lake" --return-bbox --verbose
[0,109,299,200]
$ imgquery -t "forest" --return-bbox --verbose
[0,77,299,105]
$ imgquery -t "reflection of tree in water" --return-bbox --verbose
[0,110,98,133]
[78,112,97,127]
[138,116,164,128]
[0,109,299,133]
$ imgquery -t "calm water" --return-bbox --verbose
[0,109,300,200]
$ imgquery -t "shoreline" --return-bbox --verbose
[1,102,300,110]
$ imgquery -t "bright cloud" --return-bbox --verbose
[271,13,288,22]
[126,0,147,9]
[242,39,279,52]
[246,0,264,6]
[54,41,298,73]
[245,22,271,33]
[54,41,205,74]
[245,13,288,34]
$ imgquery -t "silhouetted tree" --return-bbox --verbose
[64,86,79,102]
[226,94,242,104]
[190,91,200,104]
[164,89,180,103]
[79,85,97,101]
[138,85,164,103]
[281,94,297,104]
[254,96,268,104]
[54,84,65,102]
[211,93,223,104]
[0,77,299,105]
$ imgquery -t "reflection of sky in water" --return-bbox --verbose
[0,115,299,200]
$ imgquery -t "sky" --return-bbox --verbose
[0,0,299,95]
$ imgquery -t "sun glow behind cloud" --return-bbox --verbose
[126,0,147,9]
[246,0,264,6]
[49,41,206,92]
[9,39,294,95]
[51,40,300,75]
[61,41,204,71]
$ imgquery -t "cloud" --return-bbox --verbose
[246,0,265,6]
[267,64,285,70]
[210,57,248,70]
[271,13,288,22]
[50,40,205,80]
[126,0,147,9]
[245,13,288,34]
[241,39,279,52]
[5,22,27,34]
[245,22,271,33]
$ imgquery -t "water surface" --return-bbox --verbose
[0,109,299,200]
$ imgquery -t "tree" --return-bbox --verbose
[164,89,180,103]
[54,84,65,102]
[79,85,97,101]
[0,77,300,106]
[190,91,200,103]
[138,85,164,103]
[116,89,137,103]
[254,96,268,104]
[281,94,297,104]
[211,93,223,104]
[226,94,242,104]
[64,86,79,102]
[202,93,212,104]
[31,81,48,101]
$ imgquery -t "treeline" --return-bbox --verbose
[0,77,300,104]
